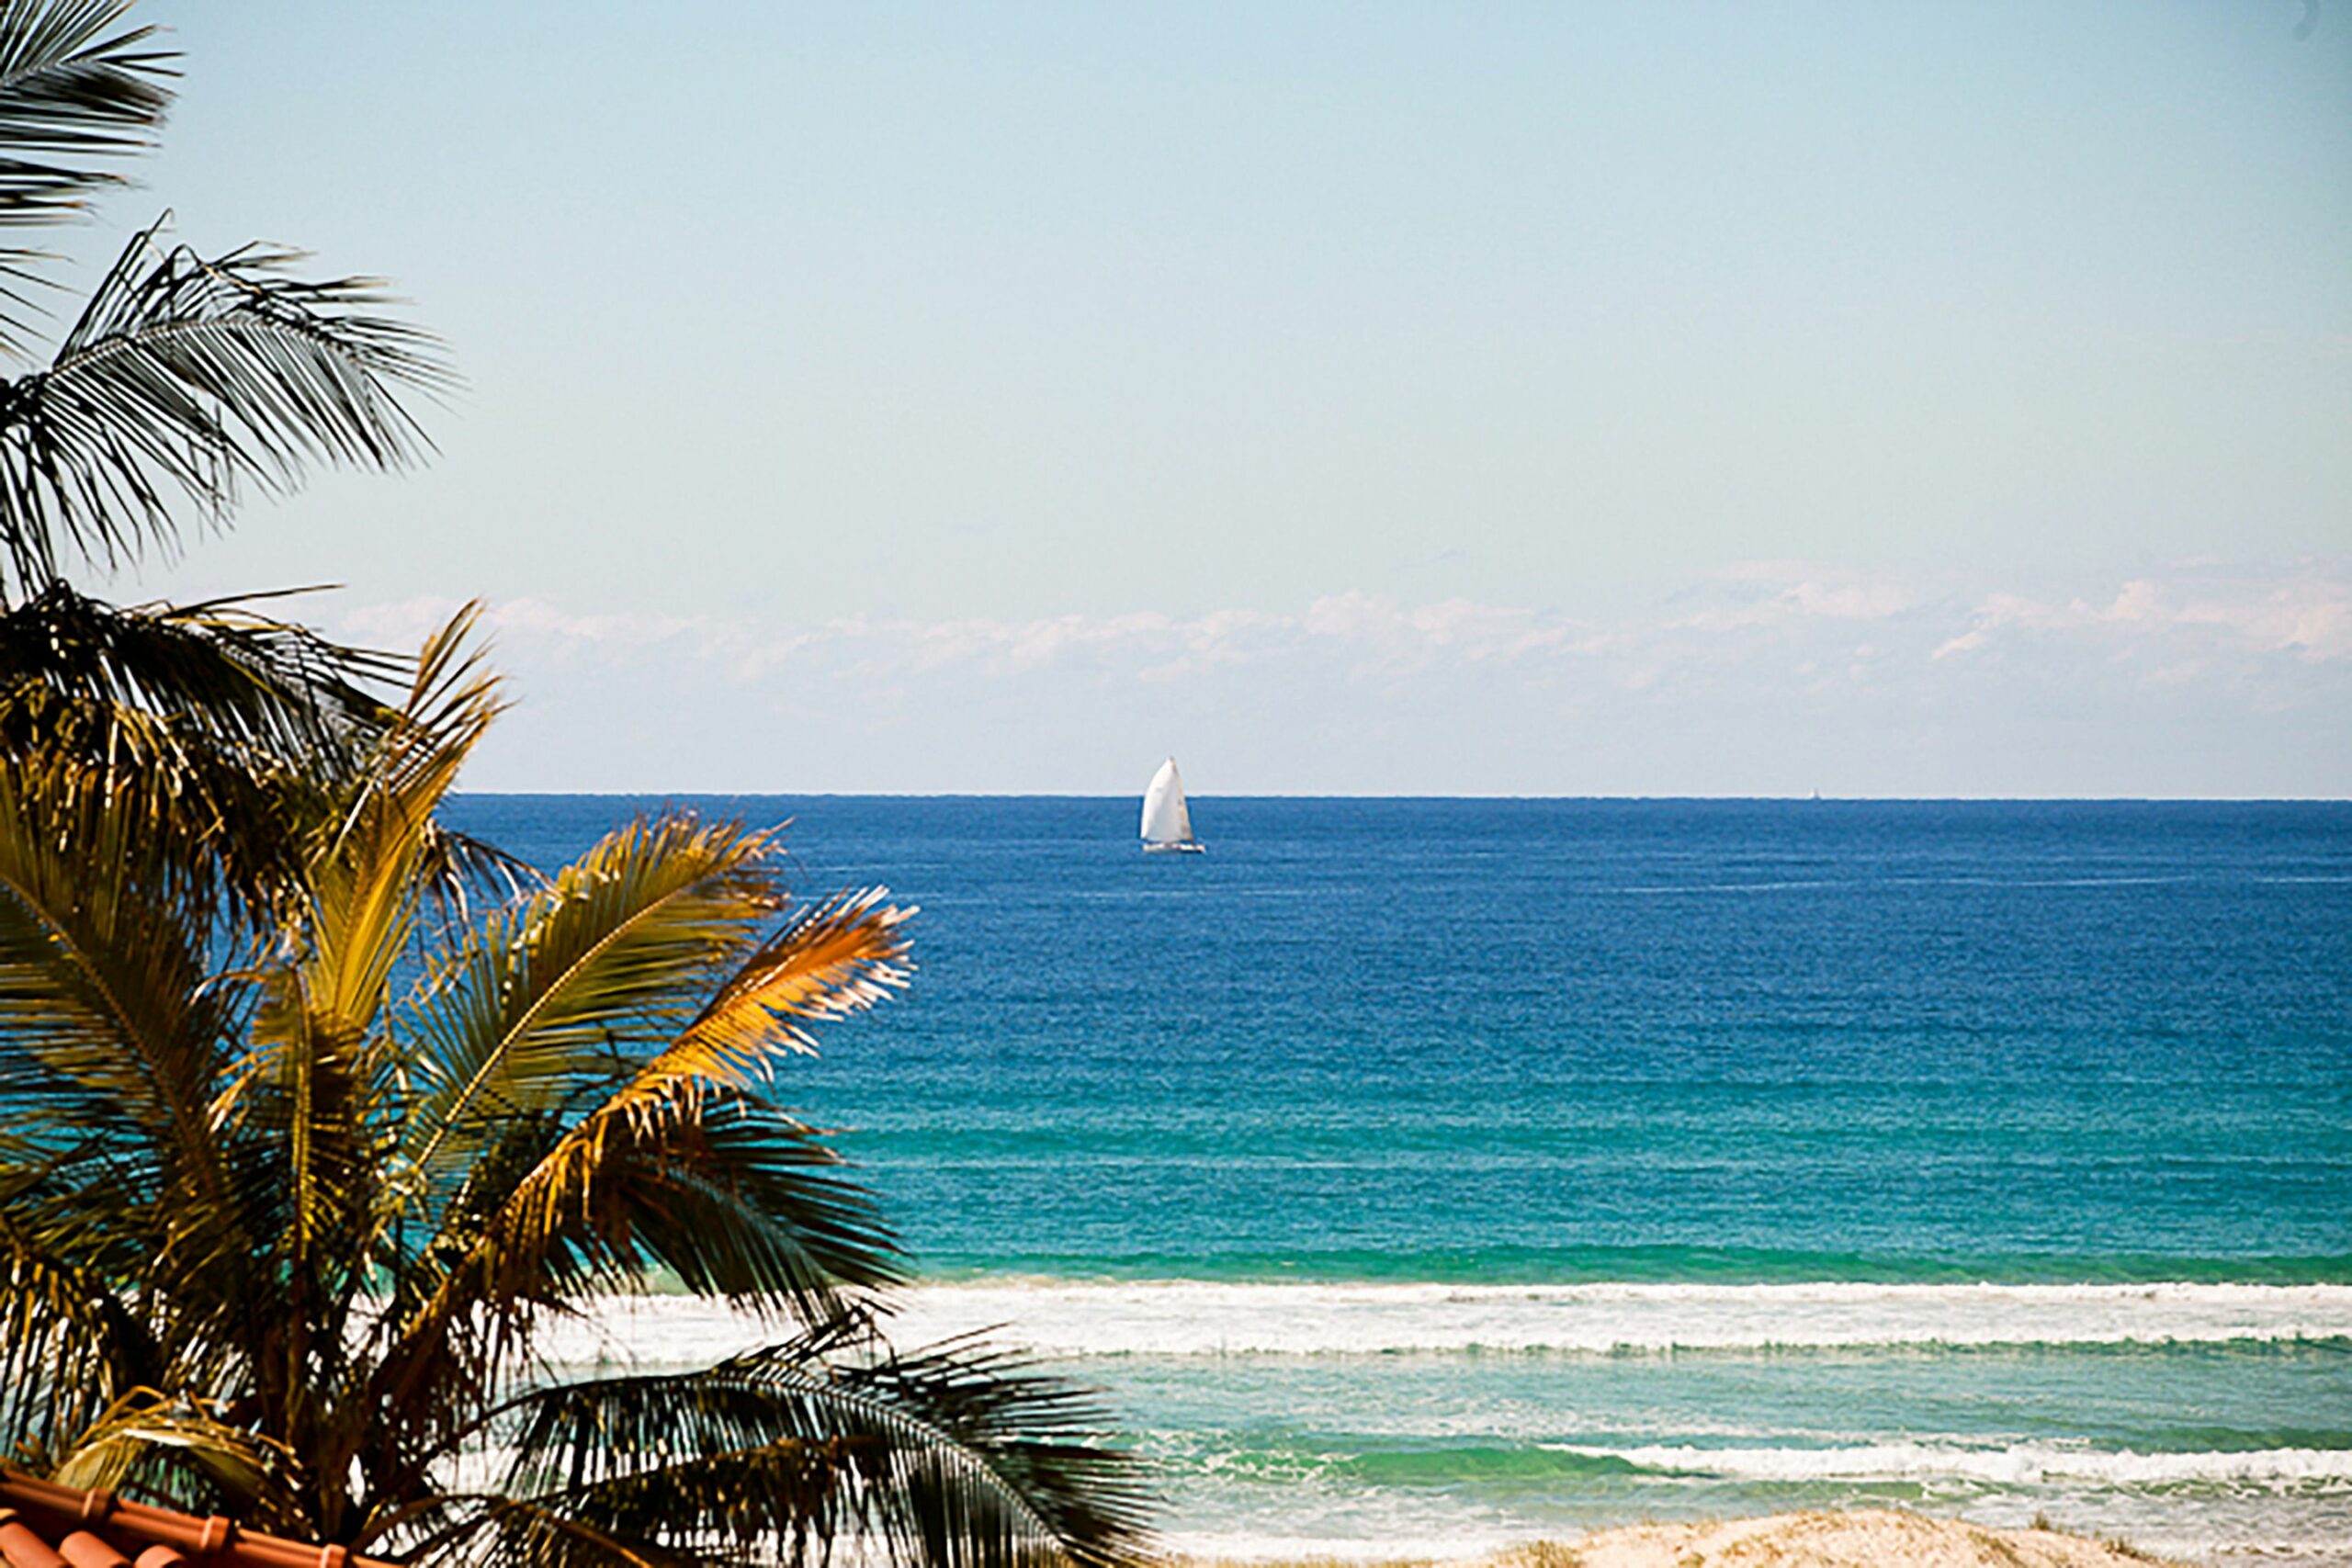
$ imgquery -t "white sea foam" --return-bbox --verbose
[537,1280,2352,1368]
[1547,1441,2352,1489]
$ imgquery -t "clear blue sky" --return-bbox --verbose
[93,2,2352,794]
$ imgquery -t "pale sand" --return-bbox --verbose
[1527,1510,2185,1567]
[1187,1508,2189,1568]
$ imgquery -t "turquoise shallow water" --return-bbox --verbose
[451,796,2352,1562]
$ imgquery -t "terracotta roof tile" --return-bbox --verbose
[0,1473,388,1568]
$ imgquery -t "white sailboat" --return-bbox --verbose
[1139,757,1206,853]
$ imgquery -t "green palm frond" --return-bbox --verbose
[368,1088,902,1495]
[670,885,917,1081]
[412,820,544,939]
[0,748,291,1409]
[432,884,914,1284]
[238,965,390,1319]
[473,1087,898,1310]
[467,886,916,1299]
[0,0,175,355]
[603,1090,899,1310]
[442,1329,1151,1568]
[0,217,453,598]
[401,1500,659,1568]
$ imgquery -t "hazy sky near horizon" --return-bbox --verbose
[87,2,2352,794]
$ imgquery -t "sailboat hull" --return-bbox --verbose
[1141,840,1206,854]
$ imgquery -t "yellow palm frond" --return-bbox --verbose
[49,1388,310,1535]
[304,604,503,1036]
[667,887,917,1086]
[0,1201,146,1457]
[399,813,784,1208]
[370,887,912,1423]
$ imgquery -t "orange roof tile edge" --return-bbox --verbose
[0,1472,393,1568]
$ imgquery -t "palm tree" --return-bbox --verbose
[0,14,1148,1558]
[0,607,1153,1567]
[0,1,452,912]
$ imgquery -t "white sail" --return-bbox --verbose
[1139,757,1197,848]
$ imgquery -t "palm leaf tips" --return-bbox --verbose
[0,0,175,356]
[0,2,175,195]
[0,220,456,598]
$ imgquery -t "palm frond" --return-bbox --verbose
[0,217,453,597]
[0,1193,159,1454]
[464,886,917,1305]
[301,604,501,1032]
[46,1385,309,1530]
[0,745,298,1418]
[358,1090,904,1515]
[401,815,787,1209]
[369,1089,904,1461]
[0,2,174,220]
[366,889,913,1454]
[505,1089,897,1310]
[463,1335,1152,1568]
[0,580,403,751]
[0,0,176,355]
[238,964,387,1315]
[0,582,412,913]
[431,1329,1152,1568]
[669,886,917,1084]
[412,820,544,941]
[0,750,239,1195]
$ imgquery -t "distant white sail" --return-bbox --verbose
[1139,758,1203,852]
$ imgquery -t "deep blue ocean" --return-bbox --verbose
[448,796,2352,1563]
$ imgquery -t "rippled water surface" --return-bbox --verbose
[450,796,2352,1562]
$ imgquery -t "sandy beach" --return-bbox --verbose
[1191,1509,2190,1567]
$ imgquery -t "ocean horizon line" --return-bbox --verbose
[448,789,2352,805]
